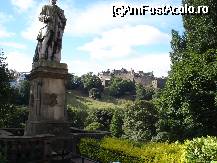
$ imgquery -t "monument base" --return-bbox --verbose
[25,121,71,136]
[25,60,70,136]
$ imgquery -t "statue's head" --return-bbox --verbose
[49,0,57,5]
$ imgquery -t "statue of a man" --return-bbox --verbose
[33,0,66,63]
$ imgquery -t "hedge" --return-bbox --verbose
[78,137,185,163]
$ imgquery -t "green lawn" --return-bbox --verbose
[67,90,133,110]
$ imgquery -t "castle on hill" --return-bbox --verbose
[98,68,166,89]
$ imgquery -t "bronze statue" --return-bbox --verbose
[34,0,66,62]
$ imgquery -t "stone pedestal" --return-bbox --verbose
[25,60,70,136]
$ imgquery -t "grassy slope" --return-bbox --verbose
[67,90,133,110]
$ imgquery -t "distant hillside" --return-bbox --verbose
[66,90,133,110]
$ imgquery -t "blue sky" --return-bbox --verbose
[0,0,184,77]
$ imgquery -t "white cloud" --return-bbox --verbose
[11,0,35,12]
[0,42,26,49]
[6,51,32,71]
[0,25,15,38]
[65,53,170,77]
[21,3,45,41]
[78,25,170,59]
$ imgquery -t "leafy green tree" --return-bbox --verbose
[123,100,158,142]
[66,73,83,90]
[157,50,217,140]
[108,77,135,97]
[156,0,217,141]
[85,108,113,131]
[0,49,11,105]
[169,30,186,64]
[81,72,103,93]
[136,84,155,101]
[18,80,30,105]
[183,0,217,54]
[67,106,88,129]
[110,109,124,138]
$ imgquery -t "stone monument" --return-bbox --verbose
[25,0,70,136]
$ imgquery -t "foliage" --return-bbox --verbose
[136,84,155,100]
[89,88,101,99]
[108,77,135,97]
[66,73,83,90]
[156,0,217,141]
[182,0,217,54]
[85,108,113,131]
[0,105,28,128]
[123,100,158,142]
[17,80,30,105]
[85,122,104,131]
[0,49,12,105]
[67,106,88,129]
[184,136,217,162]
[81,72,103,93]
[169,30,186,64]
[110,109,124,138]
[79,137,185,163]
[156,49,217,141]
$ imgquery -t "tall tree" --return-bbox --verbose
[156,0,217,140]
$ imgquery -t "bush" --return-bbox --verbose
[110,109,124,138]
[79,137,185,163]
[67,106,88,129]
[184,136,217,162]
[89,88,101,99]
[123,100,158,142]
[85,122,104,131]
[0,105,28,128]
[108,77,135,98]
[85,108,113,131]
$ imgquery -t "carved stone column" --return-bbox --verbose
[25,60,70,136]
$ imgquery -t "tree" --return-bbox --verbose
[136,84,155,101]
[0,49,11,105]
[123,100,158,142]
[85,108,113,131]
[110,109,124,138]
[183,0,217,54]
[108,77,135,97]
[66,73,83,90]
[17,80,30,105]
[81,72,103,93]
[156,0,217,141]
[156,50,217,140]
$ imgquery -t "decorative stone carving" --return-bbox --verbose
[33,0,66,63]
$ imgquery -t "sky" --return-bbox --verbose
[0,0,184,77]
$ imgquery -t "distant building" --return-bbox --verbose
[98,68,166,89]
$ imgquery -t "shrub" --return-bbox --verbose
[123,100,158,142]
[85,122,104,131]
[67,106,88,129]
[110,109,124,138]
[85,108,113,131]
[89,88,101,99]
[78,137,185,163]
[184,136,217,162]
